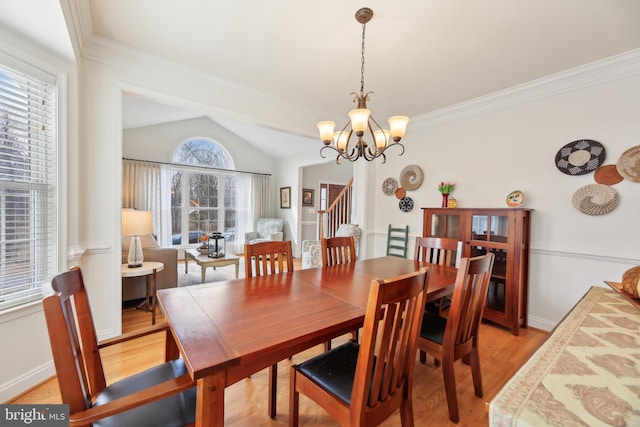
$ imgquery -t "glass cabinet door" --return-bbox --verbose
[469,213,510,317]
[470,214,509,242]
[430,212,463,239]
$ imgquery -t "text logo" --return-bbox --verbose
[0,405,68,426]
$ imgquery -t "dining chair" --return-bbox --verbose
[290,267,430,427]
[243,239,294,418]
[244,240,294,277]
[414,236,463,315]
[321,235,358,350]
[321,235,357,267]
[386,224,409,258]
[417,253,495,423]
[42,267,197,427]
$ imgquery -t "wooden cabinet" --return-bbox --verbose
[422,207,533,335]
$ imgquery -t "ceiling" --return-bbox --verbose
[2,1,640,158]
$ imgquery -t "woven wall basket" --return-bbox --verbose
[572,183,619,215]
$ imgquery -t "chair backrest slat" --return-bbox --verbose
[244,240,294,277]
[414,236,463,268]
[43,267,107,414]
[446,254,495,348]
[321,236,356,267]
[351,268,430,419]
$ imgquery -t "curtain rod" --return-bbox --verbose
[122,157,271,176]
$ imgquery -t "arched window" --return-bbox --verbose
[170,138,237,245]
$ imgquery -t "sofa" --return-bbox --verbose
[301,224,362,269]
[245,218,284,244]
[121,234,178,302]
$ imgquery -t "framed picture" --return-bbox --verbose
[280,186,291,209]
[302,188,314,207]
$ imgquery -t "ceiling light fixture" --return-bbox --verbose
[318,7,409,164]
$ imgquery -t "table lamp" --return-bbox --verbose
[122,209,153,268]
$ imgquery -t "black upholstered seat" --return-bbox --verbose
[297,340,360,405]
[419,312,447,345]
[93,359,196,427]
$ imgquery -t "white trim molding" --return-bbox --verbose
[412,49,640,129]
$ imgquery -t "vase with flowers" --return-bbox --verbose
[438,182,456,208]
[198,233,210,254]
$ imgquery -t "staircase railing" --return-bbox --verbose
[317,178,353,239]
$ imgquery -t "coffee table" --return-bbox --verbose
[184,249,240,283]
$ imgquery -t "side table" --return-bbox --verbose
[121,261,164,325]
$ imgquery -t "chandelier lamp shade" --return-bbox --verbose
[318,7,409,163]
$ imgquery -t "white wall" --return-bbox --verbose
[123,116,276,174]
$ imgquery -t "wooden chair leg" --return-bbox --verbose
[469,347,484,398]
[324,340,332,351]
[289,366,299,427]
[399,384,415,427]
[442,356,459,423]
[269,363,277,418]
[419,350,427,364]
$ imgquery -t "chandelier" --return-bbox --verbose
[318,7,409,163]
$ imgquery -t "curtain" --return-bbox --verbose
[232,173,272,253]
[122,160,172,246]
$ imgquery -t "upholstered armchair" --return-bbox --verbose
[301,224,362,269]
[245,218,284,244]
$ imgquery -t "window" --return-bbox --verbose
[0,60,57,311]
[170,138,236,245]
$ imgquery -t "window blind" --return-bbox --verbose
[0,60,57,311]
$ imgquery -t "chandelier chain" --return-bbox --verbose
[360,21,366,93]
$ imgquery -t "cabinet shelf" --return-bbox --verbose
[422,207,533,335]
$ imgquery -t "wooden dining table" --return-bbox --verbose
[156,255,457,426]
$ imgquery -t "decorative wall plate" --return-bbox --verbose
[572,184,618,215]
[506,190,525,207]
[555,139,605,175]
[382,177,398,195]
[399,197,414,212]
[616,145,640,183]
[399,165,424,190]
[594,164,623,185]
[395,187,406,199]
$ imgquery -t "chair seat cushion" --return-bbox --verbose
[297,340,360,405]
[93,359,196,427]
[420,312,448,345]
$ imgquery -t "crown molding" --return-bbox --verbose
[412,49,640,129]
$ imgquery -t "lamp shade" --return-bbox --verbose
[374,129,390,150]
[317,121,336,144]
[334,130,349,151]
[122,209,153,236]
[388,116,410,140]
[348,108,370,134]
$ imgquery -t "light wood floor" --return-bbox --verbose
[11,308,546,426]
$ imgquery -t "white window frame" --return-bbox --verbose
[170,138,235,246]
[0,52,59,312]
